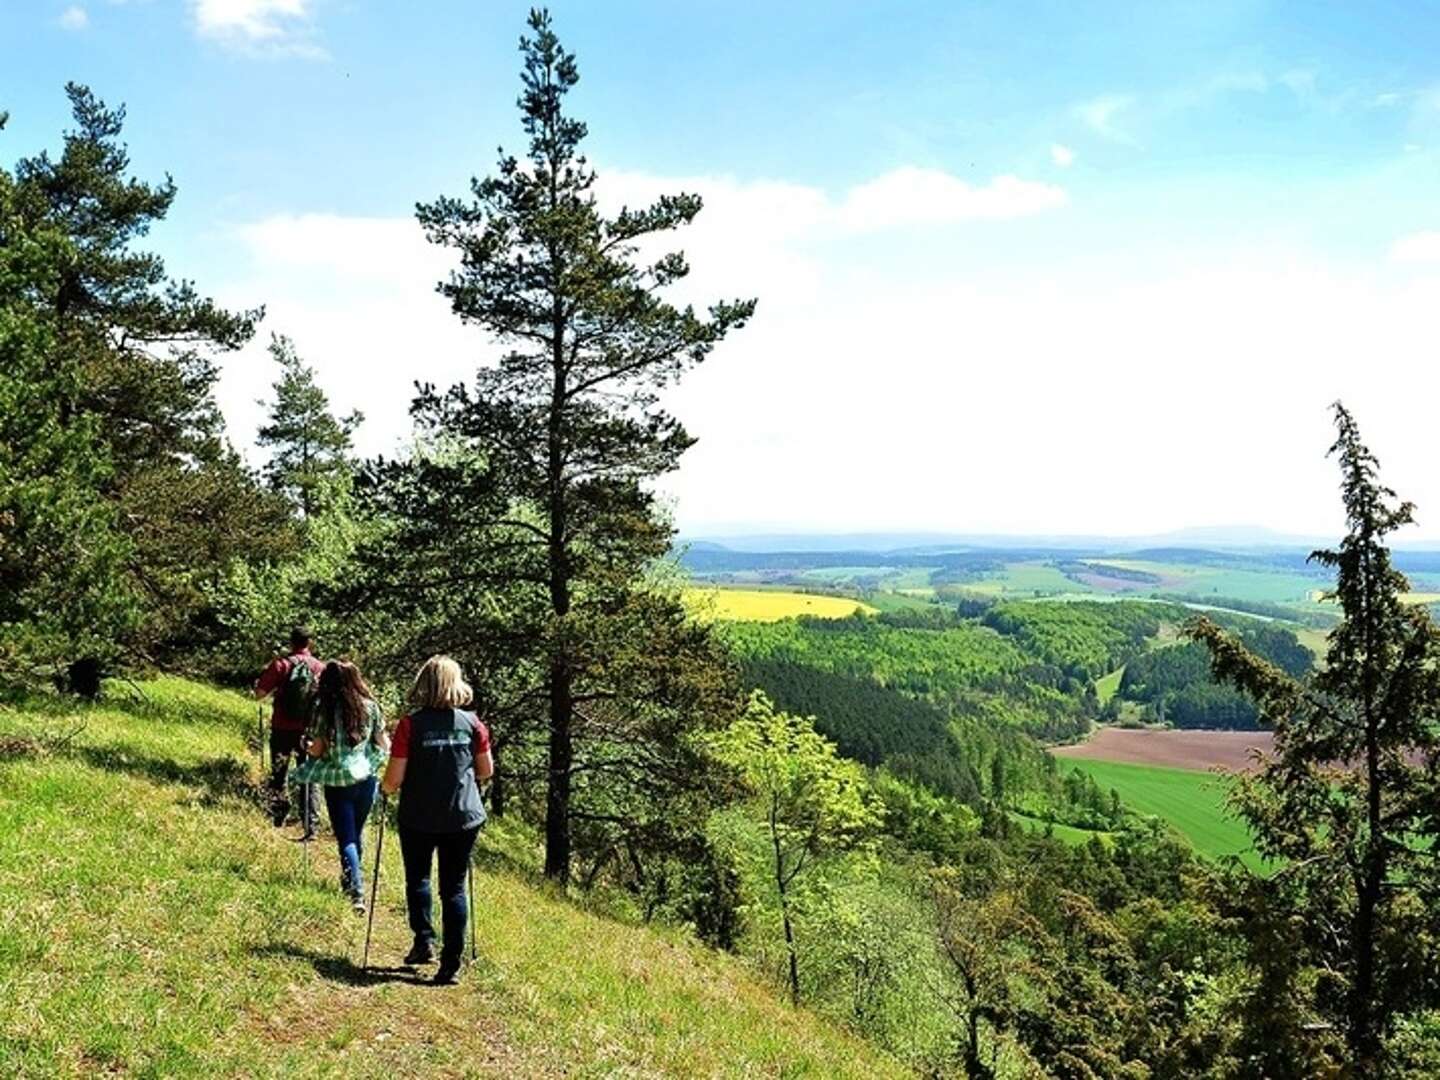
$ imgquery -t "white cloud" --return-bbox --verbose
[1074,94,1136,143]
[837,168,1067,230]
[190,0,323,57]
[214,171,1440,541]
[215,214,474,462]
[236,214,450,283]
[1391,231,1440,263]
[58,6,89,30]
[1050,143,1075,167]
[217,167,1067,462]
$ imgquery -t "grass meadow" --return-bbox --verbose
[1094,667,1125,704]
[963,562,1090,596]
[0,679,901,1078]
[1058,757,1264,870]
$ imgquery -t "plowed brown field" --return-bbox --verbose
[1052,727,1273,772]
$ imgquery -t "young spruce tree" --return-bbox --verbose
[1189,403,1440,1077]
[256,334,363,517]
[390,9,753,883]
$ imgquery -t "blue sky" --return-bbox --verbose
[5,1,1440,538]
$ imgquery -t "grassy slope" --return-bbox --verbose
[0,678,903,1078]
[1094,667,1124,705]
[1059,758,1263,870]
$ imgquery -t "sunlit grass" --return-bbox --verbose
[1060,758,1264,870]
[0,678,903,1077]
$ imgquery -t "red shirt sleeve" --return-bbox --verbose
[255,657,289,697]
[472,719,491,757]
[390,715,412,759]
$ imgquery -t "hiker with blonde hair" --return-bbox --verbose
[381,655,493,984]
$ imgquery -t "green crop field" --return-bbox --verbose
[685,588,876,622]
[1084,558,1327,607]
[1059,758,1265,869]
[965,562,1093,597]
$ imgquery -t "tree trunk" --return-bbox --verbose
[543,634,573,883]
[541,253,572,884]
[770,798,800,1004]
[489,749,505,818]
[1351,729,1383,1077]
[780,896,799,1006]
[965,1010,988,1080]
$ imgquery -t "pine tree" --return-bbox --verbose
[256,335,363,517]
[13,84,258,477]
[0,139,133,676]
[1189,403,1440,1077]
[397,8,754,883]
[7,84,286,667]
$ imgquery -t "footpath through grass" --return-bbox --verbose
[1060,758,1265,870]
[0,677,903,1078]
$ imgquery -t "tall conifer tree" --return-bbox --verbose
[6,84,286,667]
[354,9,753,883]
[0,129,132,675]
[1190,404,1440,1076]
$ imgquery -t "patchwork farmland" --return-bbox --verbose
[1052,726,1273,772]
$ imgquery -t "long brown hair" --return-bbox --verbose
[318,660,375,744]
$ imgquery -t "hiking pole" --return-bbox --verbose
[363,793,388,972]
[467,856,477,962]
[256,702,265,780]
[302,781,312,877]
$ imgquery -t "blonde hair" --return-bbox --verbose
[409,655,473,710]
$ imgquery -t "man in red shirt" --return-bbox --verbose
[255,625,326,836]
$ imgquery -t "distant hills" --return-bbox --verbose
[678,524,1427,555]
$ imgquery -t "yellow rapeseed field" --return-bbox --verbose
[685,588,876,622]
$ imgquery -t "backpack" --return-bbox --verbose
[280,655,317,719]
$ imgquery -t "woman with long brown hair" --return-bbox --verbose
[293,660,390,911]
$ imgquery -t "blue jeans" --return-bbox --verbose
[399,825,479,963]
[323,777,377,899]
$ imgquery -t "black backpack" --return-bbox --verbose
[280,655,317,719]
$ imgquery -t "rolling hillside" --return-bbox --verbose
[0,679,903,1078]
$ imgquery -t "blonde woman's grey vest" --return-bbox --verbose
[397,707,487,833]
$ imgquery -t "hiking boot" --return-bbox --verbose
[433,960,461,986]
[270,802,288,827]
[403,941,434,965]
[350,894,366,915]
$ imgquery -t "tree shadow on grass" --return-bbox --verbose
[71,743,265,807]
[250,942,426,987]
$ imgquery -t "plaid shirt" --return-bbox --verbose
[289,700,387,789]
